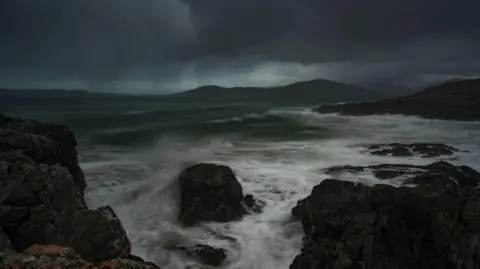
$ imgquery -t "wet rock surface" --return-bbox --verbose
[325,161,480,186]
[243,194,266,213]
[176,244,227,267]
[367,143,460,157]
[0,113,159,268]
[178,163,246,225]
[292,161,480,269]
[314,78,480,121]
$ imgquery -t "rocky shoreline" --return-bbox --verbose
[2,112,480,269]
[314,78,480,121]
[0,113,160,268]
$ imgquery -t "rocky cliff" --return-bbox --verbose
[0,113,159,268]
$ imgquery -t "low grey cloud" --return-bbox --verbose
[0,0,479,92]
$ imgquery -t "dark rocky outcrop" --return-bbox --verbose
[176,244,227,267]
[0,114,159,268]
[0,114,86,191]
[291,162,480,269]
[367,143,460,158]
[0,245,161,268]
[314,78,480,121]
[178,163,246,225]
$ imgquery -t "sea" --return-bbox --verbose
[2,94,480,268]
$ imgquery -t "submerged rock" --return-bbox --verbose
[176,244,227,267]
[178,163,246,225]
[291,164,480,269]
[367,143,460,158]
[243,194,266,213]
[324,161,480,186]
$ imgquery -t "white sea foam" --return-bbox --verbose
[82,108,480,269]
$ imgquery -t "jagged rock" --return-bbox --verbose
[5,205,130,261]
[291,165,480,269]
[367,143,460,158]
[176,244,227,267]
[0,245,161,269]
[178,163,245,225]
[324,161,480,186]
[0,114,86,190]
[55,206,131,261]
[0,115,138,264]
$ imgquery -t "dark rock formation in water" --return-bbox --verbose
[325,161,480,186]
[367,143,460,158]
[314,78,480,121]
[243,194,266,213]
[178,163,246,225]
[291,161,480,269]
[0,113,159,268]
[176,244,227,267]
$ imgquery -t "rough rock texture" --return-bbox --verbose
[0,245,160,269]
[0,156,130,260]
[325,161,480,186]
[314,78,480,121]
[367,143,460,158]
[176,244,227,267]
[0,114,159,268]
[291,162,480,269]
[0,114,86,191]
[178,163,246,225]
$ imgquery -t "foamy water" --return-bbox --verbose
[81,108,480,269]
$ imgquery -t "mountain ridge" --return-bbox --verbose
[170,79,384,104]
[315,78,480,121]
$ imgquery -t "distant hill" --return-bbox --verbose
[0,89,113,99]
[169,79,384,104]
[315,78,480,121]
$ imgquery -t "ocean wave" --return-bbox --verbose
[82,111,480,269]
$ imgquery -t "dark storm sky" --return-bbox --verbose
[1,0,479,93]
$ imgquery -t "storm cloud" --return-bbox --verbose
[1,0,479,92]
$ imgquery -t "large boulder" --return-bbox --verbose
[175,244,227,267]
[178,163,246,225]
[291,163,480,269]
